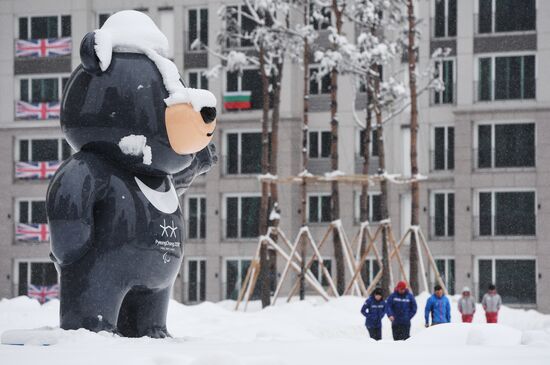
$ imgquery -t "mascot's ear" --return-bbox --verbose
[80,32,102,75]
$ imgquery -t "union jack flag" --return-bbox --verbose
[16,100,60,120]
[28,284,59,304]
[15,161,61,180]
[16,223,50,242]
[15,37,71,58]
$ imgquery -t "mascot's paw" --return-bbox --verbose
[143,326,171,339]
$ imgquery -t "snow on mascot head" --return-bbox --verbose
[47,10,217,338]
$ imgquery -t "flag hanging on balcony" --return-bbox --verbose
[15,37,72,58]
[16,223,50,242]
[28,284,59,304]
[223,91,252,110]
[15,161,61,180]
[16,100,61,120]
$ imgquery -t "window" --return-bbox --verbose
[187,259,206,302]
[310,259,333,286]
[225,195,261,238]
[478,0,536,34]
[18,15,71,39]
[18,199,47,224]
[433,126,454,171]
[476,123,535,168]
[310,5,331,31]
[225,69,266,110]
[98,13,111,27]
[225,5,256,48]
[188,8,208,49]
[358,129,379,158]
[360,258,380,287]
[225,258,253,299]
[435,258,455,295]
[187,197,206,240]
[433,0,456,38]
[309,67,331,95]
[477,55,535,101]
[355,192,382,223]
[308,131,331,159]
[308,194,331,223]
[478,259,536,304]
[18,138,72,162]
[431,191,454,238]
[225,132,267,175]
[18,76,69,103]
[433,59,454,104]
[17,261,59,302]
[188,70,208,90]
[477,191,536,236]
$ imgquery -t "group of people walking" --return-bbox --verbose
[360,281,503,341]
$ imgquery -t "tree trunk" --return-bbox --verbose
[407,0,420,296]
[373,71,391,297]
[258,45,271,308]
[300,2,310,301]
[331,0,344,295]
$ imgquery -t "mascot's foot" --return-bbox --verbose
[143,327,171,339]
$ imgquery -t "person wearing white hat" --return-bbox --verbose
[458,286,476,323]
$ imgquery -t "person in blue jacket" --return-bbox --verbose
[360,287,386,340]
[385,281,417,340]
[424,285,451,327]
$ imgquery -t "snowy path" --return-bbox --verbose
[1,294,549,365]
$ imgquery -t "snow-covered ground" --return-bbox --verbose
[1,293,549,365]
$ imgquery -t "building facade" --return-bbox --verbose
[0,0,547,313]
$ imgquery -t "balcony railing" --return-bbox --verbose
[474,79,536,102]
[15,37,72,58]
[15,100,61,121]
[472,214,536,239]
[428,216,454,240]
[430,82,456,106]
[15,160,62,180]
[429,150,454,172]
[474,14,536,35]
[15,222,50,242]
[430,17,457,39]
[472,148,535,170]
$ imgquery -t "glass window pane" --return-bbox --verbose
[308,196,319,223]
[479,192,492,236]
[19,201,29,223]
[99,14,110,28]
[19,140,29,162]
[434,0,446,37]
[448,193,455,237]
[321,73,331,94]
[447,0,457,37]
[200,74,209,90]
[61,15,71,37]
[523,55,535,99]
[371,194,382,222]
[226,260,238,299]
[495,192,535,235]
[442,60,453,103]
[31,201,47,224]
[478,58,492,101]
[31,16,58,39]
[20,79,29,102]
[309,69,319,95]
[240,5,255,47]
[478,125,492,168]
[242,69,263,110]
[496,0,535,32]
[189,72,198,89]
[226,71,238,92]
[241,133,262,174]
[200,9,208,46]
[478,260,493,301]
[31,78,59,103]
[241,197,260,237]
[31,139,58,161]
[188,260,198,301]
[200,198,206,239]
[200,261,206,301]
[30,262,57,286]
[321,196,331,222]
[495,123,535,167]
[188,198,198,239]
[62,140,72,160]
[309,132,319,158]
[434,127,445,170]
[188,9,197,49]
[478,0,493,33]
[496,260,536,304]
[19,17,28,39]
[321,132,331,158]
[18,262,28,296]
[447,127,454,170]
[448,259,455,295]
[434,193,446,236]
[227,133,239,174]
[371,129,379,157]
[226,197,239,238]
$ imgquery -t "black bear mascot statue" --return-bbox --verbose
[46,11,217,338]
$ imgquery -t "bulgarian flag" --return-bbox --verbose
[224,91,252,110]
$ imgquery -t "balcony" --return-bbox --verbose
[472,149,535,171]
[472,214,536,239]
[15,160,61,180]
[15,100,60,121]
[474,79,536,103]
[14,37,72,74]
[15,222,50,242]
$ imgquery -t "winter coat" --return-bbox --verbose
[385,289,417,326]
[458,296,476,315]
[425,294,451,324]
[482,293,502,313]
[360,296,386,329]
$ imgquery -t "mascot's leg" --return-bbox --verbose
[59,264,127,333]
[117,286,172,338]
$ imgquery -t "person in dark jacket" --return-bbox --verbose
[386,281,417,340]
[424,285,451,327]
[360,287,386,340]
